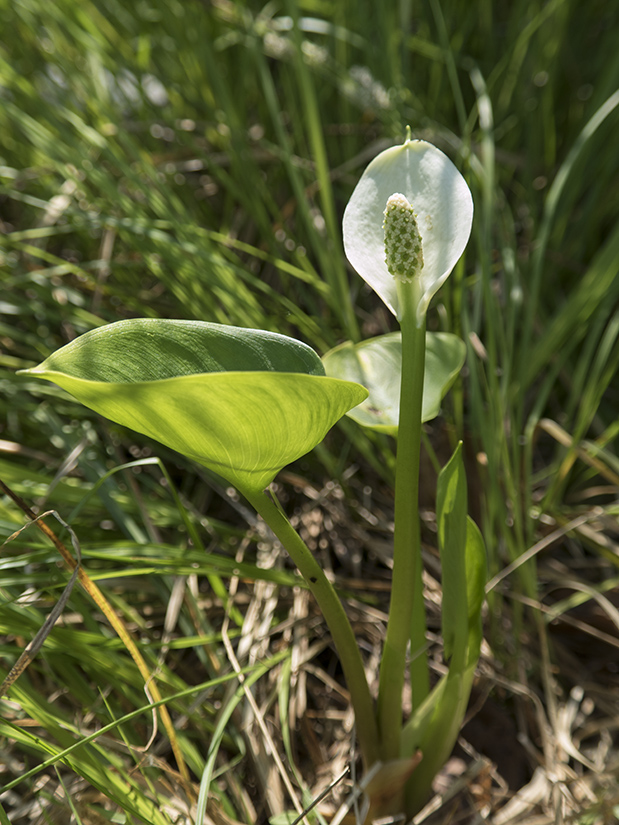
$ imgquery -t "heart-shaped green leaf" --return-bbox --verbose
[20,319,368,495]
[322,331,465,435]
[401,443,486,814]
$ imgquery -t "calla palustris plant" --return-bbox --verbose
[335,131,486,818]
[21,132,486,820]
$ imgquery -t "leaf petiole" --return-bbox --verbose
[243,486,381,769]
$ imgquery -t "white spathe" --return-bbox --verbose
[343,138,473,324]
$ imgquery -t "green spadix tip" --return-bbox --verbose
[383,193,424,284]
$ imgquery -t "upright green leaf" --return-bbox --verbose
[435,441,468,663]
[400,444,487,816]
[20,319,368,495]
[464,517,487,664]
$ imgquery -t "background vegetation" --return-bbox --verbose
[1,0,619,822]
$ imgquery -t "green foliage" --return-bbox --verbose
[401,445,486,813]
[2,0,619,820]
[21,319,366,494]
[323,331,466,435]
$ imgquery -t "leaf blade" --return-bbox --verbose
[322,331,465,434]
[21,320,368,494]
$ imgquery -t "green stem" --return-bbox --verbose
[243,486,380,770]
[377,283,429,761]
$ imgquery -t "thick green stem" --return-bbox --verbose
[377,282,428,761]
[243,486,380,769]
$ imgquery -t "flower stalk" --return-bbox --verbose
[377,201,430,760]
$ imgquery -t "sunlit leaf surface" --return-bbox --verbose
[21,319,368,494]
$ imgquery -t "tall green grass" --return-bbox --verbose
[2,0,619,820]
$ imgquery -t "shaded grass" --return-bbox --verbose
[2,0,619,821]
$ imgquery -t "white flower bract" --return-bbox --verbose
[343,137,473,324]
